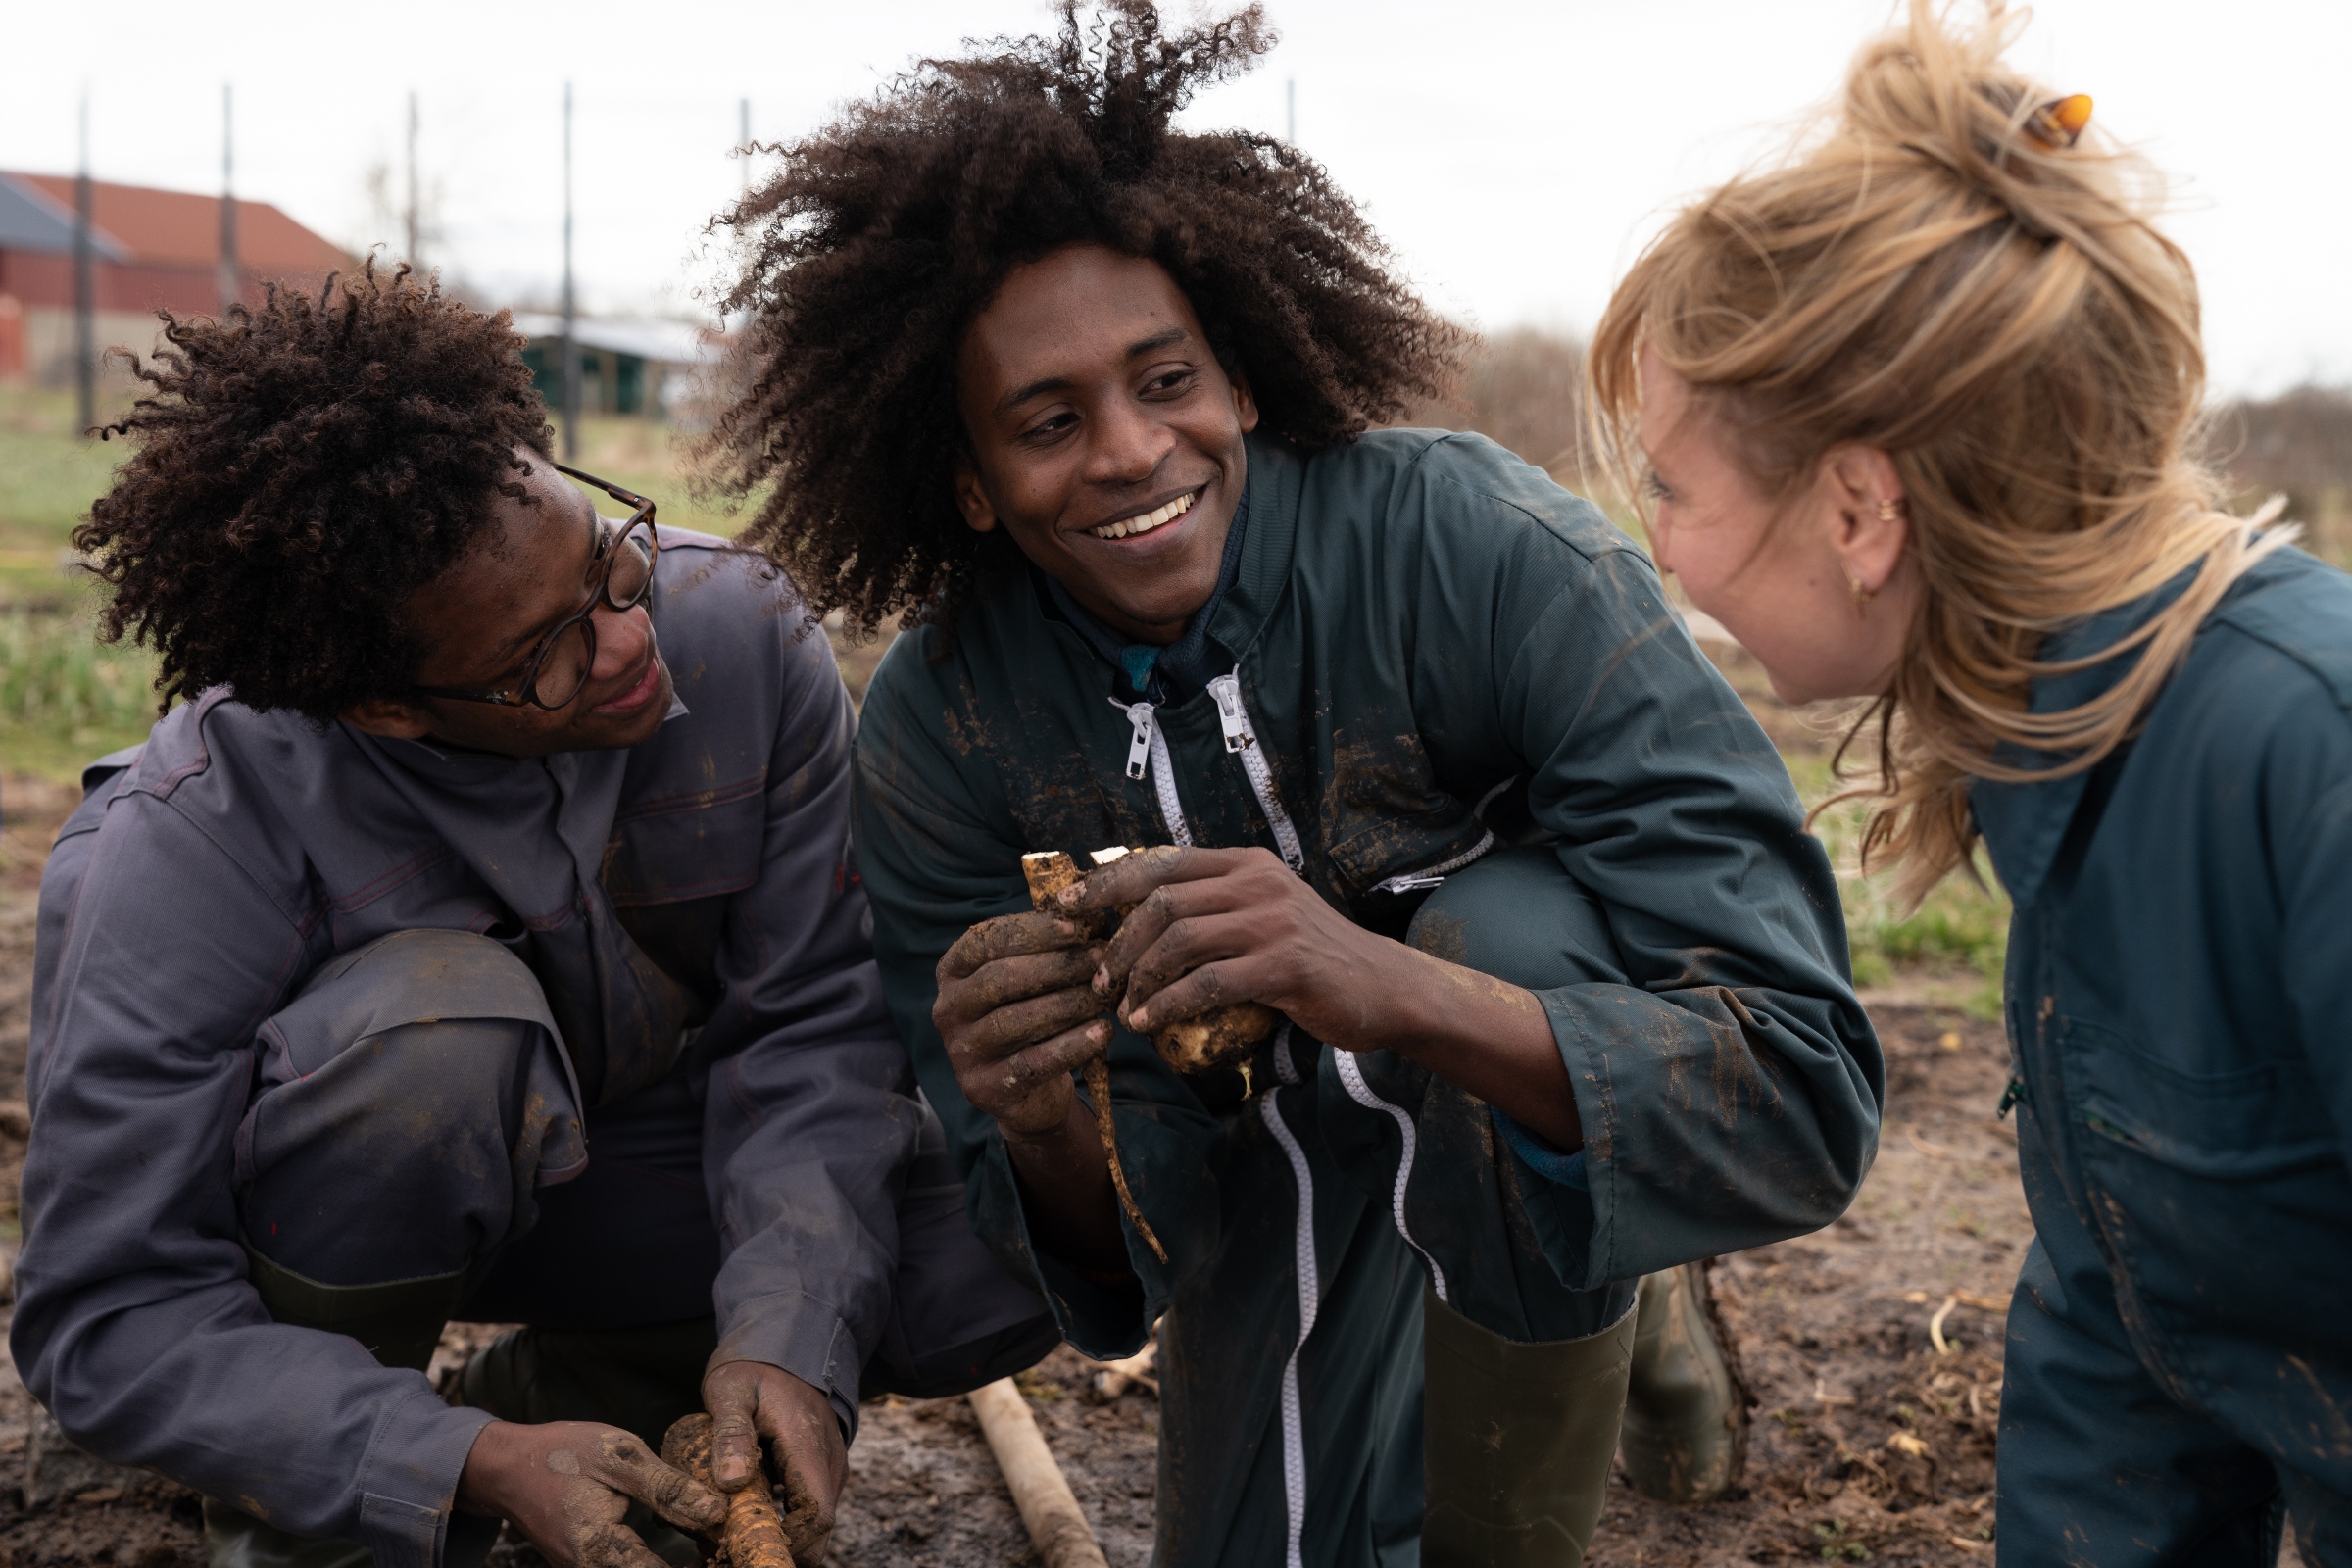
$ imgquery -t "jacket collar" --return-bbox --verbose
[1969,567,2198,908]
[1208,431,1304,665]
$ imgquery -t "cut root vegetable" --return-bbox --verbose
[968,1378,1109,1568]
[660,1412,797,1568]
[1087,1341,1159,1400]
[1151,1001,1280,1073]
[1022,851,1165,1264]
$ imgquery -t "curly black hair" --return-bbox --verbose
[704,0,1468,633]
[75,262,552,719]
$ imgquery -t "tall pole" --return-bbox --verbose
[74,90,95,435]
[405,90,420,269]
[739,97,750,195]
[560,80,578,460]
[218,84,239,313]
[1286,77,1295,144]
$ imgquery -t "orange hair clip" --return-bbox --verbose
[2024,93,2093,150]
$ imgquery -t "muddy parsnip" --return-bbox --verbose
[660,1413,795,1568]
[1020,851,1167,1265]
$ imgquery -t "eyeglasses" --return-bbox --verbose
[412,464,660,710]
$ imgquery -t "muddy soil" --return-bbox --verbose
[0,768,2302,1566]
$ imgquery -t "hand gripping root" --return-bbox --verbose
[660,1413,795,1568]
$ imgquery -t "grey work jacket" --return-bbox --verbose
[15,530,912,1567]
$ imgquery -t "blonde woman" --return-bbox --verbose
[1592,4,2348,1558]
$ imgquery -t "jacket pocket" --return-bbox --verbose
[602,776,766,906]
[2057,1014,2352,1433]
[2063,1017,2337,1181]
[1326,811,1494,935]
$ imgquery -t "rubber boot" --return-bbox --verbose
[455,1320,719,1568]
[206,1247,468,1568]
[1422,1284,1638,1568]
[1616,1260,1753,1503]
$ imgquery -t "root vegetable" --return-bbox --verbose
[1021,853,1166,1264]
[660,1412,796,1568]
[1087,1342,1159,1400]
[1151,1002,1280,1073]
[968,1378,1108,1568]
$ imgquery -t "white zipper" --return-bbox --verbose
[1369,830,1494,895]
[1112,699,1195,848]
[1206,671,1305,873]
[1335,1052,1450,1306]
[1367,774,1516,895]
[1260,1082,1320,1568]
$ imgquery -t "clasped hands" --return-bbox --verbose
[457,1359,843,1568]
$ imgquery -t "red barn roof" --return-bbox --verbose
[8,172,344,274]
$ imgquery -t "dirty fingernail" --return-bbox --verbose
[1094,966,1110,989]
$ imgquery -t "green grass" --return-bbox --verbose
[0,607,161,778]
[1787,753,2010,1014]
[0,386,134,609]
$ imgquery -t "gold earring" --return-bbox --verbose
[1849,575,1875,607]
[1876,499,1904,522]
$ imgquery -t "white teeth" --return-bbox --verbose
[1091,490,1197,540]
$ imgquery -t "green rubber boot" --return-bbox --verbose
[1422,1285,1638,1568]
[1616,1261,1753,1504]
[205,1248,466,1568]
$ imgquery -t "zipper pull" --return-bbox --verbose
[1125,703,1156,781]
[1209,674,1251,754]
[1995,1078,2025,1119]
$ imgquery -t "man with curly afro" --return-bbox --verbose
[17,266,1057,1568]
[711,5,1884,1563]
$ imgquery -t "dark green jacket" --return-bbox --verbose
[854,430,1881,1565]
[1975,547,2352,1544]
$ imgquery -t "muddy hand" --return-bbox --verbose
[936,910,1112,1138]
[1066,845,1396,1050]
[458,1420,726,1568]
[705,1360,845,1563]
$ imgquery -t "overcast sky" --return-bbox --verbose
[6,0,2345,396]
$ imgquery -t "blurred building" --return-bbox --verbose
[0,171,346,383]
[510,314,720,422]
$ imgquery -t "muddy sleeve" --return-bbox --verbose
[851,653,1219,1361]
[11,795,495,1568]
[1486,541,1883,1285]
[697,616,928,1437]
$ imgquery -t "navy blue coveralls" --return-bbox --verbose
[1978,547,2352,1561]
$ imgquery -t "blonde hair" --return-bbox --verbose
[1590,0,2288,903]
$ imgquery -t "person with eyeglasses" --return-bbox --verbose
[15,265,1058,1568]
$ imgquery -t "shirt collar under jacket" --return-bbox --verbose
[1040,481,1250,706]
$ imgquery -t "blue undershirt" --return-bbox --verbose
[1042,484,1250,706]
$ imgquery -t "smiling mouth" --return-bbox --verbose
[1089,487,1201,541]
[590,653,663,716]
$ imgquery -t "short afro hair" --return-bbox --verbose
[76,262,552,720]
[704,0,1469,634]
